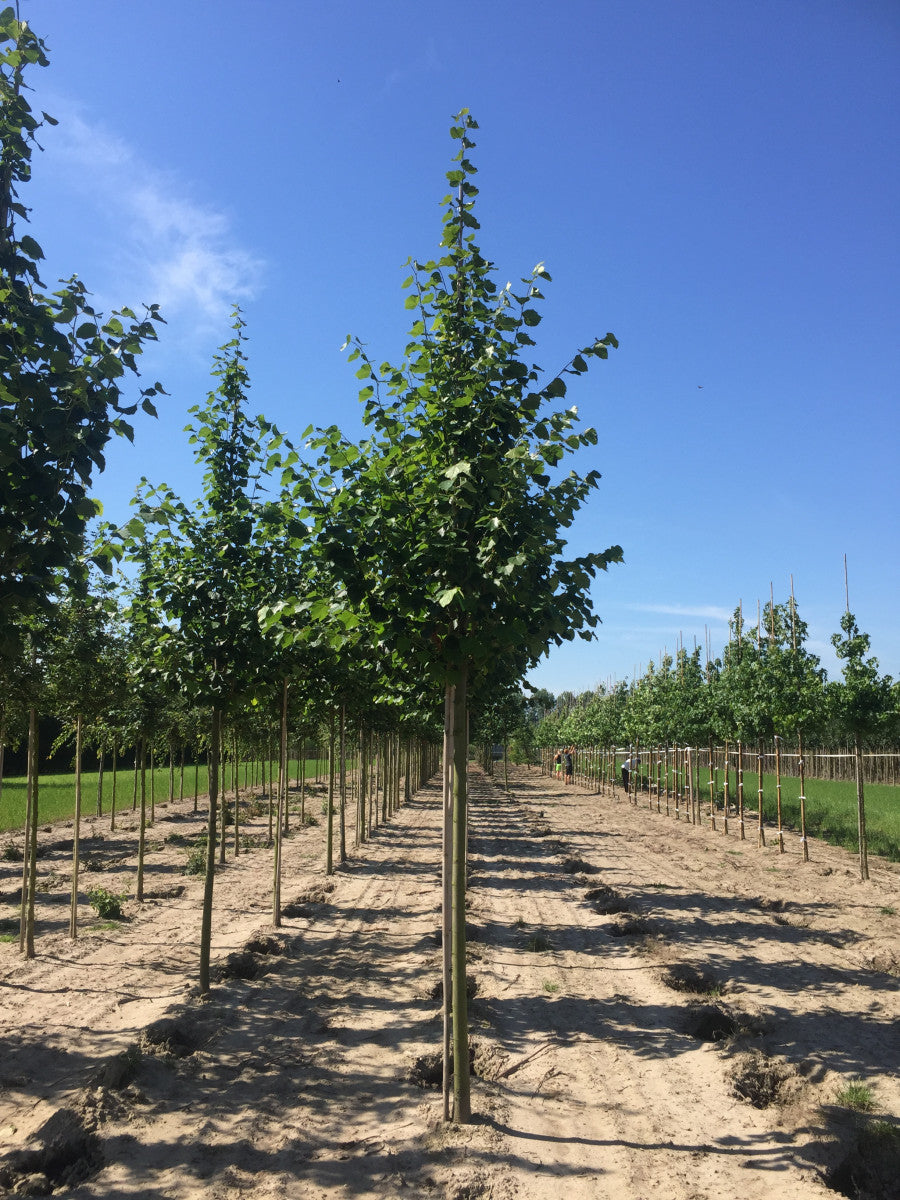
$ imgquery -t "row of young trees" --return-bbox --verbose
[539,604,898,754]
[1,11,621,1123]
[535,599,898,878]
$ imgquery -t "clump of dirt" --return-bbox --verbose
[471,1041,508,1081]
[409,1051,443,1089]
[143,884,186,899]
[583,885,615,901]
[428,974,478,1004]
[447,1169,494,1199]
[867,948,899,978]
[684,1003,740,1042]
[608,916,650,938]
[659,963,721,995]
[218,950,274,979]
[562,857,598,875]
[594,895,632,916]
[828,1120,900,1199]
[531,822,552,838]
[140,1016,204,1058]
[90,1045,142,1091]
[0,1104,103,1195]
[409,1041,484,1089]
[730,1050,796,1107]
[282,880,336,917]
[244,932,288,956]
[753,896,785,912]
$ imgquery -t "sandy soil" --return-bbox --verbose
[0,765,898,1199]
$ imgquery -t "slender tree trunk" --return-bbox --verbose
[300,738,306,827]
[179,745,185,802]
[326,709,336,875]
[756,739,766,848]
[708,741,716,830]
[137,738,147,902]
[384,734,391,820]
[451,666,471,1123]
[855,733,869,881]
[358,730,367,845]
[19,707,38,957]
[775,734,784,852]
[442,684,454,1123]
[110,743,118,832]
[737,741,745,840]
[339,705,347,865]
[233,731,241,857]
[69,714,83,939]
[274,679,288,926]
[149,744,155,824]
[798,731,809,862]
[199,707,221,994]
[96,747,104,818]
[219,727,227,866]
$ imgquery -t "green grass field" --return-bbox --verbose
[630,767,899,862]
[0,758,331,835]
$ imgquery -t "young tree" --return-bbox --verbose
[0,9,163,649]
[123,314,284,990]
[829,611,895,880]
[288,111,621,1121]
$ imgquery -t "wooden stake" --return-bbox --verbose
[798,729,809,863]
[775,734,784,853]
[737,740,745,840]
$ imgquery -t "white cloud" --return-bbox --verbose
[629,602,733,623]
[48,110,264,335]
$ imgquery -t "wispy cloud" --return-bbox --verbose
[629,603,733,623]
[48,109,264,336]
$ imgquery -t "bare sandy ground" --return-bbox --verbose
[0,765,898,1199]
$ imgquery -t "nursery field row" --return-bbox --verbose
[545,751,900,862]
[0,759,331,834]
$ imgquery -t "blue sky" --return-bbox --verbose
[17,0,900,694]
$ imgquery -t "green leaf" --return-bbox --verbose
[443,461,472,480]
[19,234,43,260]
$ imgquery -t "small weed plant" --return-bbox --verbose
[88,886,127,920]
[837,1079,875,1112]
[526,933,552,953]
[543,980,560,994]
[184,836,208,876]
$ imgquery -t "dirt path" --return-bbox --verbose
[1,766,898,1198]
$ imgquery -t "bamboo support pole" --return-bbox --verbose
[737,740,745,840]
[756,739,766,848]
[798,731,809,862]
[708,741,716,831]
[775,734,784,853]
